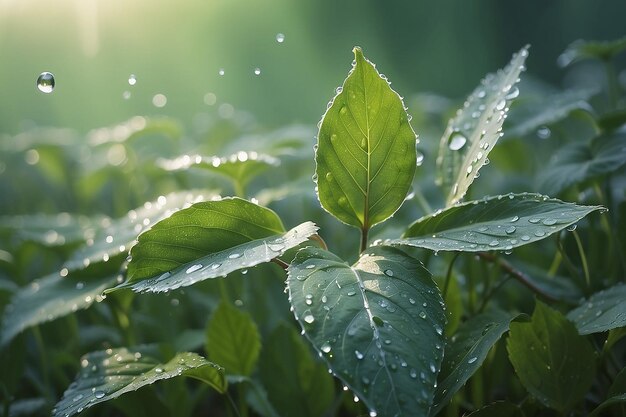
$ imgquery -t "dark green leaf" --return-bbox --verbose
[609,366,626,398]
[437,47,528,206]
[315,47,417,229]
[589,394,626,417]
[507,301,595,413]
[558,37,626,67]
[538,132,626,196]
[259,325,334,417]
[465,401,525,417]
[53,347,226,417]
[126,197,285,283]
[391,193,603,252]
[1,272,117,346]
[287,246,445,417]
[205,301,261,378]
[117,221,317,293]
[567,283,626,334]
[432,311,516,414]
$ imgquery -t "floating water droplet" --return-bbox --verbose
[253,67,261,76]
[448,132,467,151]
[275,33,285,43]
[186,264,202,274]
[36,72,55,93]
[468,357,477,364]
[152,93,167,108]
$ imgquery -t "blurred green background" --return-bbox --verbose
[1,0,625,134]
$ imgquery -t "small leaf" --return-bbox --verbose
[558,37,626,67]
[126,197,285,283]
[65,191,210,271]
[567,283,626,334]
[117,221,317,293]
[205,301,261,378]
[437,46,528,206]
[315,46,417,229]
[259,325,334,417]
[390,193,603,252]
[537,131,626,196]
[507,301,595,413]
[287,246,445,417]
[1,271,117,347]
[432,311,516,414]
[53,348,226,417]
[465,401,525,417]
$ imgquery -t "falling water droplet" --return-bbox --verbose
[36,72,55,93]
[128,74,137,86]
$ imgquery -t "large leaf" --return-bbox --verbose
[567,283,626,335]
[259,325,334,417]
[64,191,209,271]
[126,197,285,282]
[437,46,528,206]
[507,301,595,413]
[537,132,626,196]
[431,311,516,414]
[1,271,117,347]
[287,246,445,417]
[53,347,226,417]
[389,193,603,252]
[205,301,261,378]
[116,221,317,293]
[558,36,626,67]
[0,212,97,247]
[315,47,417,229]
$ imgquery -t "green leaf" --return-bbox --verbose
[117,221,317,293]
[609,366,626,398]
[315,46,417,229]
[126,197,285,283]
[537,132,626,196]
[259,325,334,417]
[1,271,117,347]
[507,301,596,413]
[390,193,603,252]
[287,246,445,417]
[589,394,626,417]
[432,311,516,414]
[65,191,210,271]
[465,401,525,417]
[0,212,97,247]
[437,46,528,206]
[567,283,626,335]
[558,37,626,67]
[87,116,182,146]
[205,301,261,378]
[53,347,226,417]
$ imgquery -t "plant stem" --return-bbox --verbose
[572,230,591,290]
[237,384,249,417]
[233,180,246,199]
[413,187,433,214]
[604,59,619,110]
[226,392,242,417]
[31,326,52,403]
[360,227,369,253]
[442,252,461,299]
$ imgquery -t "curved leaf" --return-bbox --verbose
[537,132,626,196]
[287,246,445,417]
[389,193,603,252]
[507,302,595,413]
[465,401,524,417]
[127,197,285,283]
[205,301,261,378]
[558,37,626,67]
[1,271,117,347]
[53,347,226,417]
[437,46,528,206]
[589,394,626,417]
[117,221,317,293]
[432,311,516,414]
[567,283,626,335]
[0,212,97,247]
[315,47,417,229]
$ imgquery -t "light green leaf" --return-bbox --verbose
[126,197,285,283]
[465,401,525,417]
[287,246,445,417]
[259,325,334,417]
[65,191,210,271]
[537,132,626,196]
[567,283,626,335]
[53,348,226,417]
[558,36,626,67]
[315,46,417,229]
[507,301,595,413]
[1,271,117,347]
[87,116,182,146]
[437,46,528,206]
[0,212,97,247]
[205,301,261,378]
[117,221,317,293]
[432,311,516,414]
[390,193,603,252]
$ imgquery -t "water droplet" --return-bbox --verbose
[304,314,315,324]
[448,132,467,151]
[321,295,328,303]
[409,298,416,305]
[534,230,546,237]
[36,72,55,93]
[416,151,424,166]
[321,343,331,353]
[430,363,436,373]
[211,263,221,270]
[466,164,473,175]
[467,356,478,364]
[355,350,364,360]
[94,390,105,399]
[505,226,516,234]
[410,368,417,378]
[384,269,394,277]
[419,311,427,319]
[528,218,541,224]
[372,316,384,326]
[253,67,261,76]
[186,264,202,274]
[347,291,356,296]
[520,235,531,241]
[510,216,519,222]
[228,253,242,259]
[505,87,519,100]
[218,68,225,76]
[566,224,577,232]
[155,367,163,373]
[434,325,443,335]
[152,93,167,108]
[325,172,333,181]
[495,99,506,111]
[542,218,557,226]
[489,240,499,247]
[537,126,551,139]
[128,74,137,86]
[275,33,285,43]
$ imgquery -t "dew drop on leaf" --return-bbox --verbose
[468,357,477,364]
[448,132,467,151]
[186,264,202,274]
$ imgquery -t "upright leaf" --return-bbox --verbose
[567,283,626,334]
[205,301,261,378]
[315,47,417,229]
[53,347,226,417]
[507,301,595,413]
[437,46,528,206]
[287,246,445,417]
[389,193,603,252]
